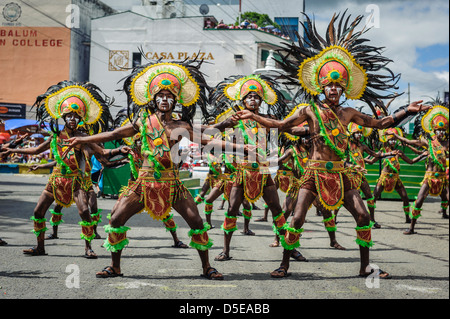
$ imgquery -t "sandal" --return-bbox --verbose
[96,266,123,278]
[270,266,290,278]
[291,250,307,262]
[84,249,98,259]
[373,222,381,229]
[23,247,47,256]
[214,252,232,261]
[403,229,416,235]
[241,229,255,236]
[45,234,59,240]
[172,241,189,249]
[201,267,224,280]
[254,218,267,222]
[0,238,7,246]
[359,268,392,279]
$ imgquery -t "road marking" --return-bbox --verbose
[396,284,441,294]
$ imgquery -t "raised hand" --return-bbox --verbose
[407,100,430,113]
[61,137,80,158]
[232,110,254,121]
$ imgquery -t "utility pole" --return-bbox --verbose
[239,0,242,25]
[408,82,410,105]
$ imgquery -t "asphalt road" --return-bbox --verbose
[0,172,448,307]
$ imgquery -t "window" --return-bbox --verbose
[132,52,142,68]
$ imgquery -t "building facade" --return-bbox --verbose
[90,11,290,111]
[0,0,115,119]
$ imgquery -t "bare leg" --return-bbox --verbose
[404,183,429,235]
[24,190,55,254]
[321,208,345,250]
[73,188,97,257]
[242,199,254,235]
[97,192,145,276]
[341,189,372,276]
[439,186,449,218]
[271,188,316,277]
[216,185,244,260]
[204,187,224,228]
[359,179,377,226]
[395,182,412,223]
[172,192,223,279]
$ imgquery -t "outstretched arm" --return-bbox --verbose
[5,138,51,155]
[66,124,138,148]
[232,107,309,131]
[391,133,426,149]
[398,150,427,164]
[361,144,399,158]
[350,100,429,130]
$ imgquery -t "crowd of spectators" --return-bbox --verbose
[0,133,51,165]
[204,18,291,40]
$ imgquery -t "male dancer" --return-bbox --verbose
[389,105,448,233]
[233,12,428,278]
[344,123,400,228]
[372,128,427,224]
[213,75,288,261]
[5,81,114,258]
[65,61,244,279]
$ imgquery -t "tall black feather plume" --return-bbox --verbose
[276,11,401,117]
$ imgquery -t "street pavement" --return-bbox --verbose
[0,172,448,305]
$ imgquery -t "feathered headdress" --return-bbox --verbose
[122,55,210,127]
[207,74,291,125]
[277,10,401,117]
[412,95,449,139]
[33,80,113,135]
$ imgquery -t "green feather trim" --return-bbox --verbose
[188,223,213,250]
[30,216,48,236]
[103,238,129,253]
[279,224,304,250]
[428,139,445,171]
[355,221,374,247]
[311,100,347,160]
[50,133,72,174]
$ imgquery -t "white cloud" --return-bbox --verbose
[306,0,449,109]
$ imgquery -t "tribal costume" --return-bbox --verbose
[410,105,449,220]
[377,128,404,192]
[275,11,400,250]
[32,81,111,243]
[104,61,213,253]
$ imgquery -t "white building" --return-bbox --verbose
[89,10,292,111]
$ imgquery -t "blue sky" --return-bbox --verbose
[304,0,449,110]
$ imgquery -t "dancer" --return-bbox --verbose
[28,143,130,240]
[5,81,114,258]
[389,104,448,233]
[372,128,427,223]
[343,122,401,228]
[233,11,428,278]
[211,74,289,262]
[115,116,189,249]
[64,61,244,279]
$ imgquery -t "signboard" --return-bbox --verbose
[0,103,26,119]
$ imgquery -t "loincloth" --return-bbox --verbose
[233,162,273,203]
[298,160,357,210]
[421,171,448,196]
[45,170,82,208]
[119,168,189,220]
[275,170,296,193]
[377,171,402,193]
